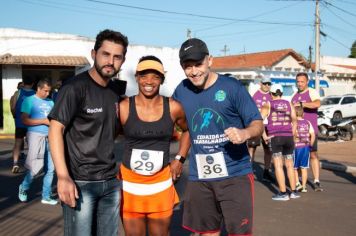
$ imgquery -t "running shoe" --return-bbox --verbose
[301,187,307,193]
[18,185,27,202]
[12,164,20,174]
[296,182,303,192]
[272,193,290,201]
[41,198,58,205]
[290,191,301,199]
[262,170,274,182]
[314,181,323,192]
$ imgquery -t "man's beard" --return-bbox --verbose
[94,61,119,79]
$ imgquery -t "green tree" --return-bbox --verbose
[349,40,356,58]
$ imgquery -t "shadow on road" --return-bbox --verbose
[321,160,356,184]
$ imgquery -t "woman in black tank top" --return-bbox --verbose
[118,55,190,236]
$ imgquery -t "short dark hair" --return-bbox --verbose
[37,78,51,89]
[22,76,34,85]
[271,90,283,97]
[94,29,129,56]
[138,55,163,64]
[296,72,309,80]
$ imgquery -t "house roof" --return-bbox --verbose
[331,64,356,71]
[211,49,308,71]
[0,54,89,66]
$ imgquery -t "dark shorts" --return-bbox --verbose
[310,138,318,152]
[182,174,254,235]
[15,127,27,139]
[271,136,294,158]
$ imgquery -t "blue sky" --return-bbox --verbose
[1,0,355,59]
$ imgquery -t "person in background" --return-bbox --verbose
[18,78,57,205]
[10,82,24,117]
[261,84,299,201]
[51,79,62,102]
[119,55,190,236]
[10,77,35,173]
[48,29,129,236]
[173,38,263,236]
[247,76,273,182]
[294,106,315,193]
[291,72,322,191]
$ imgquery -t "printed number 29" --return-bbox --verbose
[134,161,154,171]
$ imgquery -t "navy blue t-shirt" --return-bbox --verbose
[173,74,261,181]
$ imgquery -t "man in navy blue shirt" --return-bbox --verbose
[173,38,263,236]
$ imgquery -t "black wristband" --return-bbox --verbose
[175,155,186,164]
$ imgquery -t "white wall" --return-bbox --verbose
[2,65,22,99]
[274,55,306,70]
[1,28,186,99]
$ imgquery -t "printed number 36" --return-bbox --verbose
[203,164,222,174]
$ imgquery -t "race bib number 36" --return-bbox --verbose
[196,152,228,179]
[130,149,164,176]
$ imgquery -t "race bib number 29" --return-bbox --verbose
[130,149,164,176]
[196,152,228,179]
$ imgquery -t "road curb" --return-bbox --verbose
[320,160,356,174]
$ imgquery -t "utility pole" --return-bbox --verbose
[315,0,320,93]
[186,29,192,39]
[221,45,229,56]
[308,45,313,67]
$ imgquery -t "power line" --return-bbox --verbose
[84,0,311,26]
[325,34,351,49]
[18,0,217,27]
[195,1,303,33]
[323,2,356,28]
[324,1,356,18]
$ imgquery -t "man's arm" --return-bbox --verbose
[224,120,263,145]
[48,120,78,207]
[295,99,321,109]
[295,89,321,109]
[21,113,50,126]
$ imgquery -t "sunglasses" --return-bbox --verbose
[262,82,271,86]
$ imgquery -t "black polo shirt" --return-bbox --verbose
[49,71,121,181]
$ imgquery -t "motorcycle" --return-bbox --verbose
[317,111,354,141]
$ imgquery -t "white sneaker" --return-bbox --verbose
[290,192,301,199]
[41,198,58,205]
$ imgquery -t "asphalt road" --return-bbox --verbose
[0,140,355,236]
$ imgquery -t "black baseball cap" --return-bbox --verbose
[179,38,209,63]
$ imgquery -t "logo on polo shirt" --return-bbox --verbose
[87,107,103,113]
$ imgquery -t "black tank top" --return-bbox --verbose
[122,96,174,170]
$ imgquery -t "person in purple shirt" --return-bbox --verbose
[294,106,315,193]
[261,84,299,201]
[248,76,273,182]
[291,72,322,192]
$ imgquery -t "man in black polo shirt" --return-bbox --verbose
[48,29,128,236]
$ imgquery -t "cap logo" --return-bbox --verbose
[184,45,193,51]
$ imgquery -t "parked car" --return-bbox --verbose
[318,94,356,122]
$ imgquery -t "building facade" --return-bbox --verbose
[0,28,185,130]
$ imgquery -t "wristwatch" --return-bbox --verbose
[175,155,186,164]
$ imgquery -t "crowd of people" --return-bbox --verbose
[9,29,323,235]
